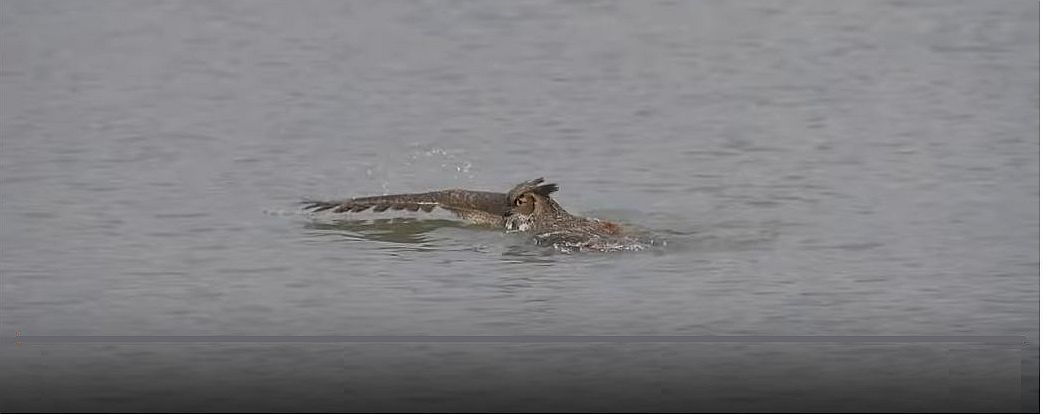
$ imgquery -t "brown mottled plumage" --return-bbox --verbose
[502,179,625,249]
[304,178,635,251]
[303,189,511,226]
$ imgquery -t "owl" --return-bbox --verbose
[304,177,629,251]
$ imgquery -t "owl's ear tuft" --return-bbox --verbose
[532,183,558,196]
[508,178,557,200]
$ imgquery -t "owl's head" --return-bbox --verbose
[504,178,561,230]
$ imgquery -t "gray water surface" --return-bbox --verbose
[1,0,1037,412]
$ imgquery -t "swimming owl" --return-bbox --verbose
[304,178,630,251]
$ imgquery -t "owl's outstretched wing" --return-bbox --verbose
[303,189,511,225]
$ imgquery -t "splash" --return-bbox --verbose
[534,231,664,254]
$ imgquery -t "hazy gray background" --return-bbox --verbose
[1,0,1037,411]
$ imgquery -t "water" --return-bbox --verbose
[1,0,1037,412]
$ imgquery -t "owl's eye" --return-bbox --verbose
[514,198,523,206]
